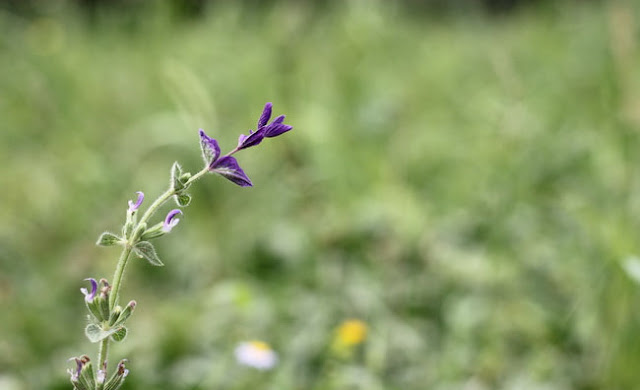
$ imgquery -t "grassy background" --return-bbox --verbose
[2,1,640,389]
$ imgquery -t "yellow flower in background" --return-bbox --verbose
[331,319,368,358]
[336,319,368,346]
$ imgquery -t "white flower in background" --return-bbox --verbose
[234,341,278,370]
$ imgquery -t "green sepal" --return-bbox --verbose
[86,300,105,322]
[171,162,192,193]
[109,306,122,326]
[175,193,191,207]
[113,301,136,327]
[139,222,165,240]
[133,241,164,266]
[131,222,148,243]
[98,295,110,322]
[111,326,127,342]
[104,367,127,390]
[85,323,121,343]
[122,220,135,239]
[96,232,122,247]
[78,360,95,390]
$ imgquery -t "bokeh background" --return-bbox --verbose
[2,0,640,389]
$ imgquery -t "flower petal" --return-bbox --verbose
[162,209,183,232]
[237,128,265,150]
[263,122,293,138]
[210,156,253,187]
[127,191,144,212]
[81,278,98,302]
[257,102,273,129]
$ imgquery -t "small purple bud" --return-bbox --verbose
[199,129,221,165]
[210,155,253,187]
[257,102,273,129]
[127,191,144,212]
[80,278,98,302]
[163,209,183,232]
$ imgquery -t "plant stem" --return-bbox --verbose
[97,338,108,389]
[98,166,210,386]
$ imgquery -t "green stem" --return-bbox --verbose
[109,245,133,311]
[98,166,210,388]
[96,338,109,389]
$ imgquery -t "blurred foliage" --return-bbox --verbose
[1,0,640,389]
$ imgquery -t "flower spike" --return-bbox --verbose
[162,209,183,233]
[127,192,144,212]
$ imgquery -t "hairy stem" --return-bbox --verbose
[96,338,108,389]
[98,166,210,387]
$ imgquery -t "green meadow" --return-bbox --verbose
[2,1,640,389]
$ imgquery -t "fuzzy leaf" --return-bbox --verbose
[133,241,164,266]
[96,232,122,246]
[85,323,120,343]
[175,193,191,207]
[111,326,128,342]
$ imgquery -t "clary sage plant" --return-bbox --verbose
[67,103,292,390]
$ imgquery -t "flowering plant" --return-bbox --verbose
[68,103,292,390]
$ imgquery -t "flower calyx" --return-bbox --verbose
[68,355,95,390]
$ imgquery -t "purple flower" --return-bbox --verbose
[80,278,98,303]
[67,357,83,382]
[199,129,220,166]
[127,191,144,212]
[163,209,183,232]
[67,355,91,385]
[210,156,253,187]
[236,103,292,151]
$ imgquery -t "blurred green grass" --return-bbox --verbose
[2,1,640,389]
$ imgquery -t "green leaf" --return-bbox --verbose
[133,241,164,266]
[111,326,127,342]
[175,193,191,207]
[96,232,122,246]
[85,323,120,343]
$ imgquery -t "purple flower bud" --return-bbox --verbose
[163,209,183,232]
[236,103,291,151]
[257,102,273,129]
[127,191,144,212]
[199,129,221,165]
[80,278,98,303]
[210,155,253,187]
